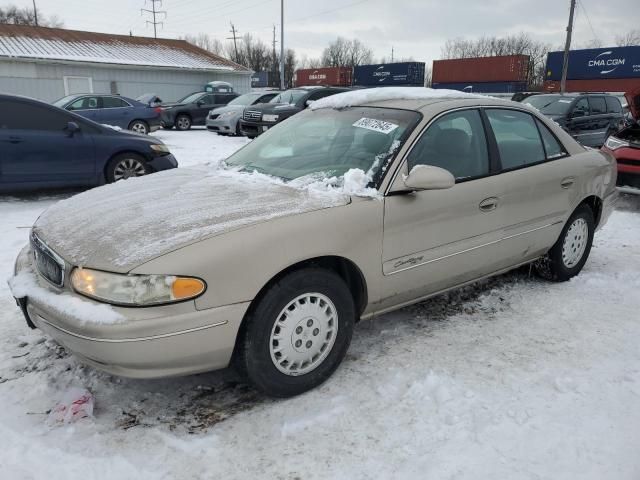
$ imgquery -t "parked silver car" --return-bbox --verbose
[206,91,278,136]
[10,89,617,397]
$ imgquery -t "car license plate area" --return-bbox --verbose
[32,239,63,287]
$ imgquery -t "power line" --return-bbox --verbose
[577,0,600,45]
[141,0,167,38]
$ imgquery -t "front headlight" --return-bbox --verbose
[217,111,235,118]
[263,114,279,122]
[150,144,171,156]
[604,136,629,151]
[71,268,205,306]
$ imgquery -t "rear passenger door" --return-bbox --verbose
[484,108,576,269]
[585,96,611,146]
[98,96,134,129]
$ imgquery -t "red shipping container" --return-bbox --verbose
[295,67,352,87]
[432,55,529,83]
[543,78,640,95]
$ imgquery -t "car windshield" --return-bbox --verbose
[228,93,262,106]
[269,90,309,105]
[52,95,79,108]
[178,92,205,104]
[523,95,573,115]
[226,107,420,183]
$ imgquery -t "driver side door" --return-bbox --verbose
[193,94,216,124]
[379,108,506,310]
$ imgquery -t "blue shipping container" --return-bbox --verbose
[353,62,425,86]
[432,81,527,93]
[545,46,640,81]
[251,71,270,88]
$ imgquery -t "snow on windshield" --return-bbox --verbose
[311,87,482,110]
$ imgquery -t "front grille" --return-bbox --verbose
[243,110,262,121]
[31,233,64,287]
[209,114,219,120]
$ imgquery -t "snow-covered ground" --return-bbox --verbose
[1,128,639,480]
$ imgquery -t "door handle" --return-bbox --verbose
[479,197,499,212]
[561,177,575,189]
[6,136,23,144]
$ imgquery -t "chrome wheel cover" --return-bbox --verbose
[177,116,190,129]
[269,293,338,376]
[562,218,588,268]
[130,122,147,134]
[113,158,146,181]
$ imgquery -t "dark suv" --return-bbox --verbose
[522,93,625,147]
[160,91,238,131]
[238,87,349,138]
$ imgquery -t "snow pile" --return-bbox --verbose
[47,388,94,425]
[8,267,124,325]
[311,87,482,110]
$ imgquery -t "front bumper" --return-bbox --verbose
[9,247,248,379]
[238,119,276,137]
[206,115,237,134]
[148,153,178,172]
[160,111,175,127]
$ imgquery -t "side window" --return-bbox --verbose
[204,94,217,104]
[102,97,129,108]
[0,100,71,131]
[485,109,545,169]
[407,109,489,180]
[535,119,566,159]
[590,97,606,114]
[605,96,622,114]
[68,96,100,110]
[308,90,338,102]
[573,98,590,116]
[257,94,276,104]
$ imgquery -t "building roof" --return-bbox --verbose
[0,24,249,73]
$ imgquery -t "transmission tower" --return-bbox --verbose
[141,0,166,38]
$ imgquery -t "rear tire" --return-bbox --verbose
[175,114,192,131]
[105,153,150,183]
[534,204,595,282]
[235,268,355,397]
[128,120,149,135]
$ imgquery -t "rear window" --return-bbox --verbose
[605,96,622,114]
[589,97,607,114]
[102,97,130,108]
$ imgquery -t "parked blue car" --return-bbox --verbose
[53,94,162,134]
[0,94,177,192]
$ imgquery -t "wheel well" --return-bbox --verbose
[128,119,148,129]
[579,195,603,226]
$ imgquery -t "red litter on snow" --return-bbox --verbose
[47,387,94,424]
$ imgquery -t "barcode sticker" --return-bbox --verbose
[352,117,399,134]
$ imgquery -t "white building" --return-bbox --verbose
[0,24,251,102]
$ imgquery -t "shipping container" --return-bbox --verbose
[432,81,528,94]
[542,78,640,94]
[545,46,640,81]
[352,62,425,86]
[251,71,270,88]
[295,67,352,87]
[432,55,529,84]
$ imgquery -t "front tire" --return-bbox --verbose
[175,114,192,131]
[105,153,150,183]
[535,204,595,282]
[236,268,355,397]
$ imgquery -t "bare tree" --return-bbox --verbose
[181,33,223,55]
[0,4,63,27]
[297,54,323,70]
[441,33,550,89]
[321,37,373,68]
[616,29,640,47]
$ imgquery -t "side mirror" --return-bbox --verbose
[65,121,80,137]
[403,165,455,191]
[196,100,205,106]
[571,110,585,118]
[305,100,315,107]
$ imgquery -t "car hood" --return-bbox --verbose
[212,105,242,114]
[160,102,187,109]
[32,168,349,273]
[246,103,299,114]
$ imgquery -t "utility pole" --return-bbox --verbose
[227,23,241,63]
[141,0,166,39]
[280,0,285,90]
[391,46,394,63]
[32,0,38,26]
[560,0,576,94]
[272,25,278,87]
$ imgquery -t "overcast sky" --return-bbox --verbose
[9,0,639,62]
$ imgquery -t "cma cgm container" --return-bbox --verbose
[432,55,529,83]
[432,81,527,94]
[545,46,640,81]
[295,67,352,87]
[352,62,425,86]
[251,71,269,88]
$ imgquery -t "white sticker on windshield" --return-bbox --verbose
[352,117,399,134]
[558,99,572,103]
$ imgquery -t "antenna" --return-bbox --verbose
[141,0,166,39]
